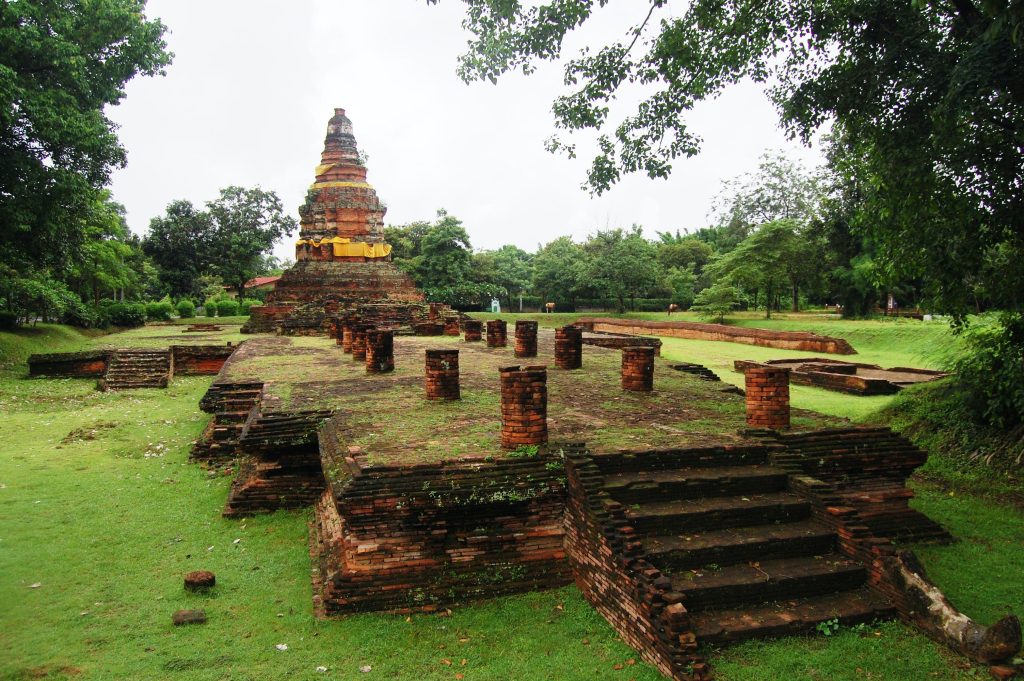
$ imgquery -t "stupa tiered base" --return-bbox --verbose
[241,108,457,336]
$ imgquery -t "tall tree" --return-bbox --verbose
[705,220,818,318]
[531,236,586,309]
[441,0,1024,321]
[0,0,171,271]
[479,244,533,310]
[580,226,661,313]
[143,200,215,299]
[207,187,296,300]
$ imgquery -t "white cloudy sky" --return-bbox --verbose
[107,0,825,260]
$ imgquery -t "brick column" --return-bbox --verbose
[621,346,655,392]
[329,317,342,341]
[744,365,791,430]
[425,349,460,400]
[464,320,483,342]
[486,320,508,348]
[443,318,461,336]
[341,319,357,353]
[365,330,394,374]
[554,325,583,369]
[514,320,538,358]
[351,326,370,362]
[499,365,547,449]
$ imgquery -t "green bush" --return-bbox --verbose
[176,300,196,318]
[145,301,174,321]
[0,311,17,330]
[60,298,99,328]
[216,299,239,317]
[238,298,262,315]
[202,303,217,317]
[100,303,146,328]
[953,314,1024,429]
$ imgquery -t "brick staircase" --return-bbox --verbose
[98,349,170,391]
[601,448,896,646]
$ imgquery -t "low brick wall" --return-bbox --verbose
[311,418,571,614]
[170,345,235,375]
[581,331,662,356]
[27,350,110,377]
[576,318,856,355]
[564,446,708,680]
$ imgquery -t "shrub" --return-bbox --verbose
[238,298,262,315]
[953,313,1024,429]
[216,299,239,317]
[61,298,99,328]
[145,301,174,321]
[176,300,196,318]
[100,303,146,328]
[690,284,743,324]
[0,311,17,330]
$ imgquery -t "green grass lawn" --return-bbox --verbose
[470,311,958,421]
[1,322,1019,680]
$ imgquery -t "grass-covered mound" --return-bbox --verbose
[877,379,1023,500]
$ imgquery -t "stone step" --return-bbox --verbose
[603,464,788,503]
[643,521,837,571]
[670,553,866,611]
[623,492,810,534]
[591,447,770,475]
[691,587,896,645]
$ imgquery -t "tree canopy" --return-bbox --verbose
[439,0,1024,321]
[0,0,171,272]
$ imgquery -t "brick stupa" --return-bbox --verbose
[243,109,441,335]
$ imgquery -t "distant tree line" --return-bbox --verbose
[393,152,940,319]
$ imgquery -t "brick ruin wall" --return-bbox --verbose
[28,350,110,377]
[311,418,571,614]
[28,345,234,379]
[563,446,709,680]
[575,318,856,355]
[170,345,236,375]
[581,331,662,356]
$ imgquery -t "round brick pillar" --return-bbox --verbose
[744,366,791,430]
[499,364,547,449]
[365,330,394,374]
[443,318,461,336]
[486,319,508,348]
[514,320,538,358]
[341,319,358,353]
[351,326,370,362]
[554,325,583,370]
[621,346,655,392]
[425,349,460,400]
[464,320,483,342]
[329,317,342,341]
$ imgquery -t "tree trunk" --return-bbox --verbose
[765,282,773,319]
[237,283,245,301]
[617,293,625,314]
[791,283,799,312]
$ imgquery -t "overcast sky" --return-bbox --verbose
[107,0,825,261]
